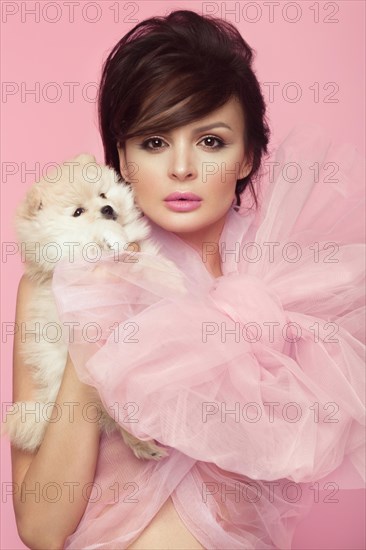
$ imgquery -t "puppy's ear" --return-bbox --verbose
[17,184,44,219]
[73,153,97,165]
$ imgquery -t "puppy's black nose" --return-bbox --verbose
[100,205,116,219]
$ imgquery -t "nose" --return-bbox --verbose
[168,142,197,182]
[100,205,116,219]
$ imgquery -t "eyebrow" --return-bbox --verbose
[192,122,233,133]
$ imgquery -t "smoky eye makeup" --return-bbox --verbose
[138,135,227,151]
[200,136,226,148]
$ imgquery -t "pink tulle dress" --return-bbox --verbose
[52,125,365,549]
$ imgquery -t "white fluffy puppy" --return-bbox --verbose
[2,153,180,460]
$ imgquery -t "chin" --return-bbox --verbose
[148,207,229,237]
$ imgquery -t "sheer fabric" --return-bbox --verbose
[52,125,365,549]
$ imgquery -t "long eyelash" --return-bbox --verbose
[201,135,226,149]
[138,135,226,150]
[138,137,164,150]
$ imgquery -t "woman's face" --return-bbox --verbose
[117,96,251,248]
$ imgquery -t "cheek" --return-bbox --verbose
[133,163,162,194]
[128,157,149,186]
[210,167,238,198]
[130,179,152,207]
[118,148,140,183]
[207,151,243,186]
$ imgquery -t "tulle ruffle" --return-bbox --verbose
[52,124,365,549]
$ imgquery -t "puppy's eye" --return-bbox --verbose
[73,207,85,217]
[99,193,107,199]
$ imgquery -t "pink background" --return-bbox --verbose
[1,1,365,548]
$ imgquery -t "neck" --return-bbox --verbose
[172,216,226,279]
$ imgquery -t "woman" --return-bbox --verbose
[11,9,365,549]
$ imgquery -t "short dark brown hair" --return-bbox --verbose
[98,9,270,209]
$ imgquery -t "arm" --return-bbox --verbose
[11,274,102,550]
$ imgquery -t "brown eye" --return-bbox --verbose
[99,193,107,199]
[73,207,85,217]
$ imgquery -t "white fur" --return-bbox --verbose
[2,153,183,460]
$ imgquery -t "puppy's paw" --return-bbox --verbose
[120,427,169,461]
[102,231,127,253]
[130,439,169,461]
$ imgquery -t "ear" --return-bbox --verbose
[116,145,129,182]
[18,184,44,219]
[73,153,97,165]
[238,155,253,180]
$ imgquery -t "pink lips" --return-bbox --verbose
[164,192,202,212]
